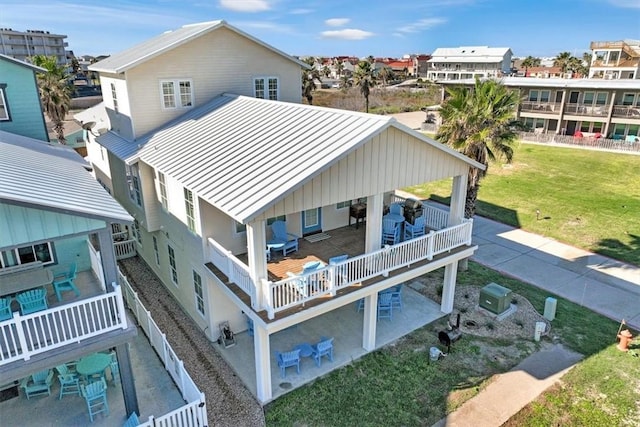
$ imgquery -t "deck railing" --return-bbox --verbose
[0,286,128,365]
[114,239,137,260]
[207,237,256,307]
[119,271,208,426]
[264,220,472,318]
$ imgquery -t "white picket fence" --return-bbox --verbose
[0,286,128,365]
[118,271,208,426]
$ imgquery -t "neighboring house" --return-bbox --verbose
[0,130,140,416]
[77,20,484,403]
[589,40,640,80]
[411,54,432,77]
[427,46,513,81]
[0,55,48,141]
[440,77,640,139]
[519,66,563,79]
[0,28,69,66]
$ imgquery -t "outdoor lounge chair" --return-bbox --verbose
[329,254,349,286]
[52,262,80,301]
[268,220,300,256]
[377,292,393,320]
[404,216,426,240]
[57,371,81,399]
[312,337,334,367]
[382,218,401,246]
[81,379,109,422]
[16,288,48,315]
[20,369,54,399]
[275,349,301,377]
[123,412,140,427]
[0,296,13,321]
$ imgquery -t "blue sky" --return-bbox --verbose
[2,0,640,58]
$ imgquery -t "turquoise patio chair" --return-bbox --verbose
[268,220,300,256]
[312,337,334,367]
[16,288,48,315]
[0,296,13,321]
[52,263,80,302]
[81,378,109,422]
[57,370,81,399]
[275,349,301,378]
[20,369,54,399]
[377,292,393,321]
[389,285,403,311]
[109,351,120,385]
[123,412,140,427]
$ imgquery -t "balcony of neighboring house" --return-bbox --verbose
[520,101,562,114]
[0,239,137,383]
[205,197,473,323]
[563,103,609,117]
[612,105,640,119]
[111,224,137,260]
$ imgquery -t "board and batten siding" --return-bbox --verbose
[255,127,469,221]
[0,202,106,248]
[98,74,135,141]
[125,26,302,140]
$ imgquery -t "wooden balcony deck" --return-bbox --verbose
[206,225,470,323]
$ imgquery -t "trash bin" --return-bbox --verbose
[429,346,443,361]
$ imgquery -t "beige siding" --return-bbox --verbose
[139,162,161,232]
[256,127,469,220]
[125,27,302,139]
[98,74,135,141]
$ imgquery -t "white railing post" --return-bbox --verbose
[13,313,30,361]
[427,230,435,260]
[226,249,234,283]
[328,265,336,296]
[466,219,474,245]
[178,360,187,401]
[262,278,274,319]
[112,283,128,330]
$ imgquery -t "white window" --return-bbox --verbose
[168,245,178,285]
[160,79,193,109]
[132,220,142,246]
[126,164,142,207]
[193,271,205,316]
[337,200,352,209]
[157,171,168,210]
[0,86,10,121]
[153,236,160,265]
[111,83,118,113]
[1,242,55,268]
[184,188,196,233]
[254,77,279,100]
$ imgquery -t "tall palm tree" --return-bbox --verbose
[301,58,321,105]
[31,55,72,144]
[353,60,377,113]
[334,59,344,78]
[436,78,520,218]
[378,66,394,86]
[553,51,573,74]
[520,56,541,75]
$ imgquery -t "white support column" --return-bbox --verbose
[362,293,378,351]
[97,227,118,288]
[365,193,384,253]
[448,174,467,226]
[246,221,268,310]
[254,324,272,403]
[441,261,458,314]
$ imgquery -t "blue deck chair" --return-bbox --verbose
[0,297,13,321]
[16,288,48,315]
[268,220,300,256]
[389,202,403,216]
[404,216,426,240]
[81,379,109,422]
[52,263,80,302]
[329,254,349,286]
[275,349,301,378]
[20,369,54,399]
[382,218,401,246]
[123,412,140,427]
[312,337,334,367]
[377,292,394,320]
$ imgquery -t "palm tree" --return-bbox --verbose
[31,55,72,144]
[339,75,352,90]
[301,58,322,105]
[520,56,541,75]
[553,51,573,74]
[322,65,331,78]
[436,78,520,218]
[333,59,344,78]
[378,66,394,87]
[353,60,377,113]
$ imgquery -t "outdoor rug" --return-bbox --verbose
[304,233,331,243]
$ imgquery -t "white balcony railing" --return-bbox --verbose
[114,239,137,260]
[0,285,128,366]
[206,202,472,319]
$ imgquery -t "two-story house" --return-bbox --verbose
[427,46,513,81]
[0,54,48,141]
[0,130,141,417]
[589,39,640,80]
[77,20,484,403]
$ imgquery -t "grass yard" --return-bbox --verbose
[405,143,640,266]
[264,263,639,426]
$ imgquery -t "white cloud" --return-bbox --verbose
[234,20,294,33]
[321,29,374,40]
[325,18,350,27]
[608,0,640,7]
[290,8,313,14]
[397,17,446,33]
[393,33,404,38]
[219,0,270,12]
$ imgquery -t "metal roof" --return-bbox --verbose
[0,54,46,72]
[429,46,511,61]
[0,133,132,223]
[89,20,307,74]
[96,94,481,223]
[440,77,640,90]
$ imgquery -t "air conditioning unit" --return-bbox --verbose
[479,283,512,315]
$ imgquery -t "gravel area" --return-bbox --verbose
[118,257,265,427]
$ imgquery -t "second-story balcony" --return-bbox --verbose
[520,101,562,114]
[612,105,640,118]
[564,103,609,117]
[205,202,473,321]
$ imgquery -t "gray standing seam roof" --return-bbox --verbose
[89,20,307,73]
[97,95,481,224]
[0,135,132,223]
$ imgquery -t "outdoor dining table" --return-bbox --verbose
[0,264,53,296]
[76,352,111,378]
[383,213,405,224]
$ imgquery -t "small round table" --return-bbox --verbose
[294,343,314,358]
[76,353,111,378]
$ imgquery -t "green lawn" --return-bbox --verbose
[264,263,639,426]
[405,143,640,266]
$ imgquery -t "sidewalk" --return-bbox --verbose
[431,213,640,426]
